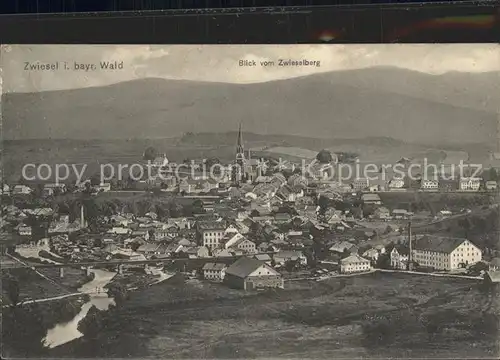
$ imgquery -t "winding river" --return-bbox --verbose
[42,269,117,349]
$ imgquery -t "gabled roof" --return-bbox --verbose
[485,271,500,283]
[413,235,470,254]
[137,243,160,252]
[274,250,304,259]
[392,209,408,214]
[329,241,354,252]
[361,194,381,201]
[274,213,292,220]
[197,220,227,231]
[231,236,254,248]
[341,254,370,264]
[254,254,272,261]
[203,262,228,271]
[391,244,410,256]
[225,257,272,278]
[489,257,500,267]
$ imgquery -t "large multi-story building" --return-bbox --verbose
[412,235,482,270]
[352,178,370,191]
[197,220,227,249]
[202,263,227,281]
[388,178,405,191]
[421,179,439,191]
[340,254,371,274]
[459,177,481,191]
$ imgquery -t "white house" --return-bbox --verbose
[12,185,32,195]
[340,254,371,274]
[18,225,32,236]
[152,154,169,167]
[228,237,257,254]
[388,178,405,191]
[197,220,228,249]
[362,248,380,261]
[421,179,439,191]
[353,178,370,191]
[274,250,308,266]
[361,193,382,205]
[108,227,131,235]
[459,178,481,191]
[202,263,228,281]
[392,209,409,220]
[1,184,10,195]
[485,180,498,191]
[390,245,409,270]
[412,235,482,270]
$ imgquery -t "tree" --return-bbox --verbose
[249,222,265,241]
[489,168,498,182]
[2,302,48,357]
[316,149,333,164]
[363,204,376,218]
[318,195,329,215]
[376,253,391,269]
[458,218,471,237]
[130,242,141,251]
[33,183,44,198]
[205,157,220,169]
[341,248,351,259]
[384,225,393,234]
[143,146,158,161]
[93,238,103,248]
[83,199,100,230]
[90,174,101,186]
[192,199,205,214]
[284,259,299,272]
[107,282,128,305]
[249,210,260,218]
[4,274,20,307]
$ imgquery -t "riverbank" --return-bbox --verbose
[1,295,88,358]
[42,269,117,349]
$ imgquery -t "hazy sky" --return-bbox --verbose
[1,44,499,93]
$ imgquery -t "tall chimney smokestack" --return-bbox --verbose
[407,220,413,271]
[80,204,86,228]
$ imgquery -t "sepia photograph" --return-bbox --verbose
[1,44,499,359]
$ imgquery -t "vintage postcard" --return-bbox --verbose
[1,44,499,358]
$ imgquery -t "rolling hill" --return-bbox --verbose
[2,67,498,146]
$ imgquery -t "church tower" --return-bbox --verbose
[234,123,246,184]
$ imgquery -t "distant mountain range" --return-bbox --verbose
[2,67,498,146]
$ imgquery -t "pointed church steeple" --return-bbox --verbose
[236,123,245,163]
[234,123,246,185]
[236,123,244,155]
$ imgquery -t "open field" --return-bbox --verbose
[378,191,496,213]
[37,267,90,291]
[1,267,75,305]
[4,136,495,183]
[46,272,498,359]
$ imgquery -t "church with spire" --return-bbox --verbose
[233,123,247,184]
[232,123,263,185]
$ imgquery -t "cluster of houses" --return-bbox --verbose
[2,134,497,291]
[382,176,497,192]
